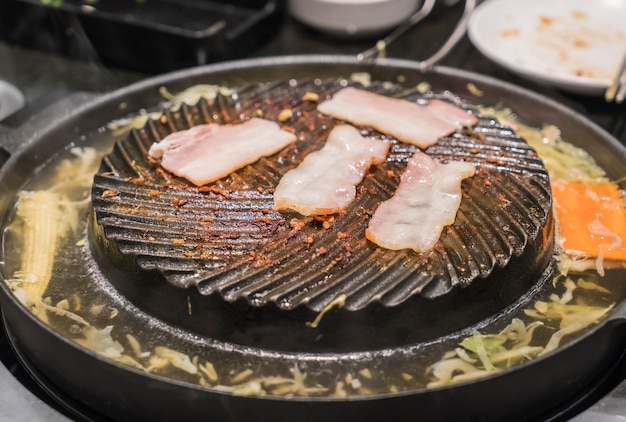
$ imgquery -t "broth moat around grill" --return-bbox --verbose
[89,78,555,352]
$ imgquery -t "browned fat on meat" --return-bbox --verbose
[148,118,297,186]
[366,150,476,252]
[272,124,390,216]
[317,86,478,149]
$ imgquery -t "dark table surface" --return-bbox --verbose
[0,1,625,420]
[0,1,624,143]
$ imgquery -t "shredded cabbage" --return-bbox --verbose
[479,109,608,183]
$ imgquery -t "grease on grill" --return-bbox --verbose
[91,78,553,312]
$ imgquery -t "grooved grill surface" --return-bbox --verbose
[91,78,552,312]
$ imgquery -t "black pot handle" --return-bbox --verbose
[608,300,626,323]
[0,125,11,170]
[0,92,101,171]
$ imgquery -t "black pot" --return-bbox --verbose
[1,55,626,422]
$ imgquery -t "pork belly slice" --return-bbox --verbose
[317,87,478,149]
[273,125,390,216]
[148,118,297,186]
[366,151,476,252]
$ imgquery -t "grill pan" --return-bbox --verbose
[1,55,626,421]
[91,79,552,310]
[88,75,555,352]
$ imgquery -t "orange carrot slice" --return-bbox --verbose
[552,181,626,261]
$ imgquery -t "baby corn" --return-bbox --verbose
[12,190,67,307]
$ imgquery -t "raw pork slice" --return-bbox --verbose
[273,125,390,216]
[366,151,476,252]
[148,118,296,186]
[317,87,478,149]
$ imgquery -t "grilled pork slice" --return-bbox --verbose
[317,87,478,149]
[273,124,390,216]
[148,118,296,186]
[366,151,476,252]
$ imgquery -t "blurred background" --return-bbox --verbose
[0,0,623,136]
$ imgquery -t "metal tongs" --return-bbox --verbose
[605,51,626,104]
[357,0,477,71]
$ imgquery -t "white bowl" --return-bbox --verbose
[288,0,420,38]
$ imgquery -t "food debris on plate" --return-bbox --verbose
[468,0,626,94]
[510,11,625,82]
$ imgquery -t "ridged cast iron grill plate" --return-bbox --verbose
[91,78,553,313]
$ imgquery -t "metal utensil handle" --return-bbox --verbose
[357,0,477,71]
[419,0,476,71]
[357,0,437,62]
[605,49,626,104]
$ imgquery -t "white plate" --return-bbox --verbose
[468,0,626,95]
